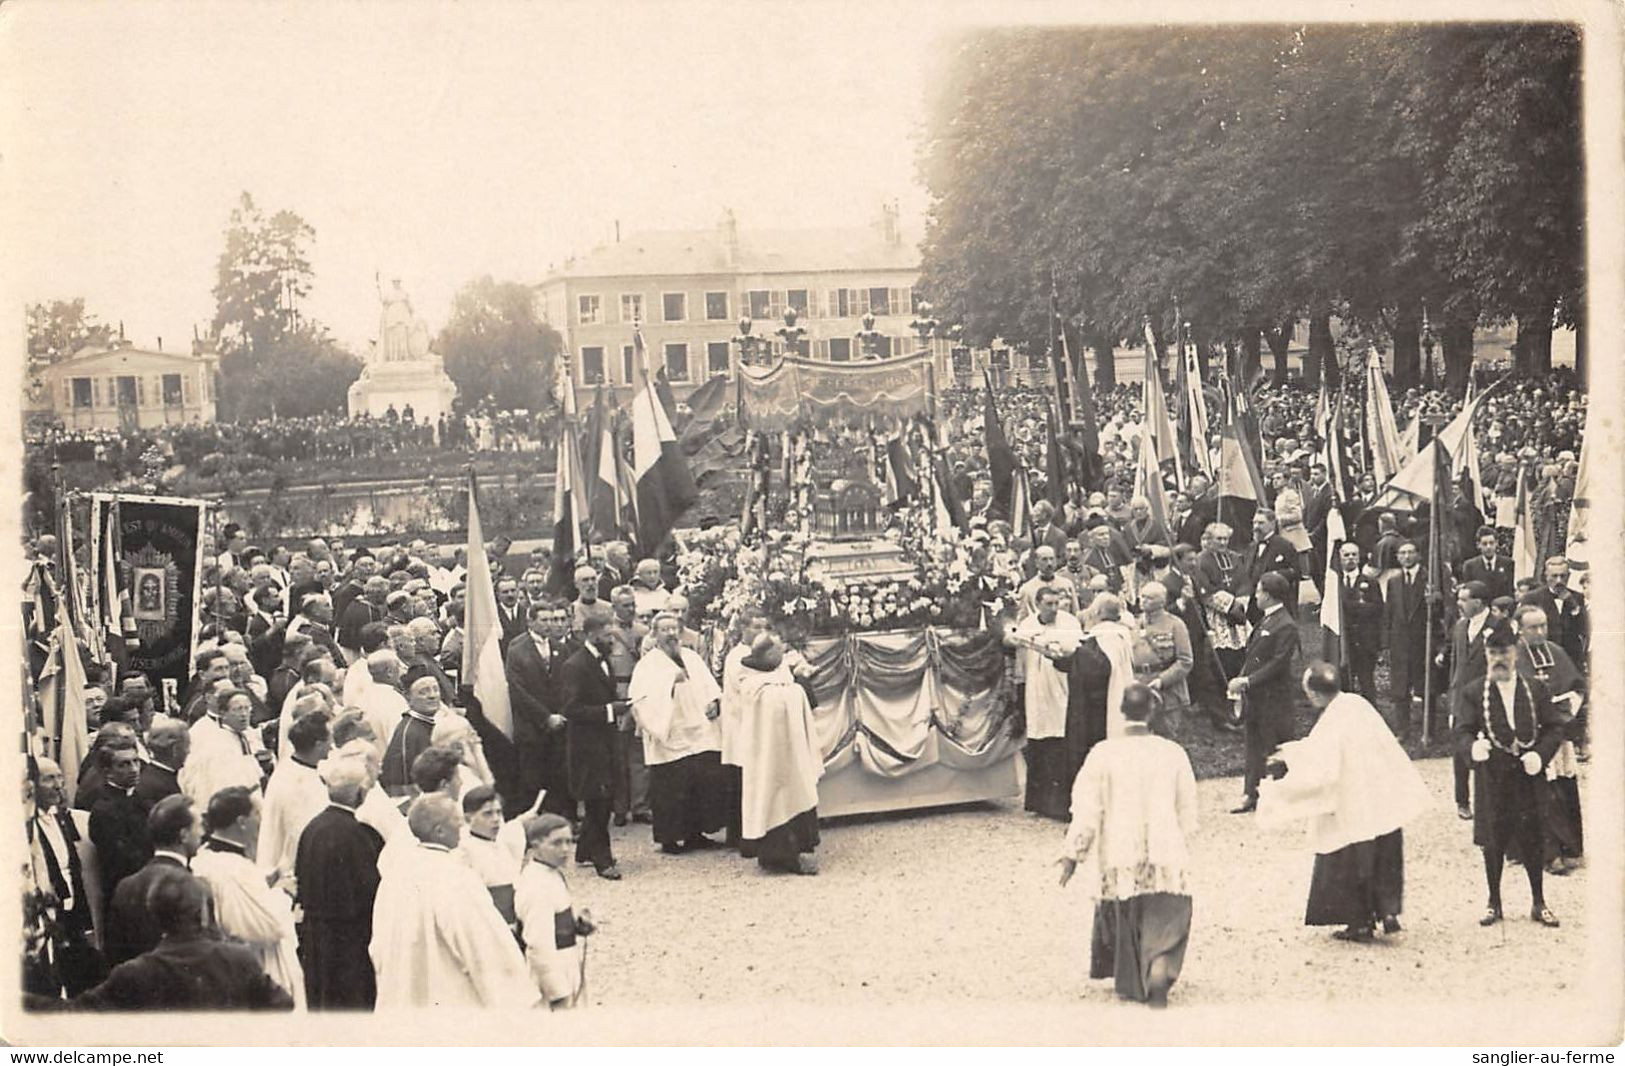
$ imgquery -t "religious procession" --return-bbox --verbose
[11,13,1604,1044]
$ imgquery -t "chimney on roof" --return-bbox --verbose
[157,336,162,351]
[719,208,739,268]
[119,320,125,340]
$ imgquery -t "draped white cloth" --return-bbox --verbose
[191,846,305,1009]
[257,758,328,882]
[1258,691,1433,854]
[735,666,823,840]
[1009,611,1083,739]
[1087,620,1137,739]
[341,661,373,711]
[357,685,407,761]
[1063,730,1199,900]
[180,716,264,807]
[719,644,751,767]
[513,861,584,1004]
[369,843,539,1009]
[628,646,722,766]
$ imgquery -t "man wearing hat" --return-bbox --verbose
[1457,625,1565,928]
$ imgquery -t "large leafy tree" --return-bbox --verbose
[27,298,115,360]
[210,192,360,417]
[436,276,563,412]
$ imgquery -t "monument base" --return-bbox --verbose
[347,361,457,423]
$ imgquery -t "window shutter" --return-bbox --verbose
[890,288,904,317]
[59,378,70,405]
[182,374,193,404]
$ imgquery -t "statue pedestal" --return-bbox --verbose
[347,360,457,422]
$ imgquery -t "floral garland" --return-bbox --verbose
[1481,673,1537,755]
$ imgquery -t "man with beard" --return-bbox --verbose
[557,607,629,880]
[629,614,727,855]
[1457,626,1565,929]
[1240,509,1300,623]
[25,758,105,997]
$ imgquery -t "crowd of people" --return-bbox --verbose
[27,403,556,483]
[24,531,825,1010]
[20,350,1592,1011]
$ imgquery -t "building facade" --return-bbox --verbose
[535,207,944,404]
[30,340,219,430]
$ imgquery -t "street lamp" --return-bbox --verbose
[856,311,885,360]
[735,315,765,368]
[909,301,939,349]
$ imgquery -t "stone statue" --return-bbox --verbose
[374,274,433,364]
[350,271,457,423]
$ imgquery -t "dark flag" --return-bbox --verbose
[931,450,969,533]
[1044,406,1069,510]
[91,494,207,696]
[982,370,1017,521]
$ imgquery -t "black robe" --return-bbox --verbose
[294,805,382,1010]
[1039,638,1112,818]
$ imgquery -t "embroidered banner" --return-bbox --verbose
[90,493,208,696]
[738,353,932,431]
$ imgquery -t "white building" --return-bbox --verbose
[31,339,219,430]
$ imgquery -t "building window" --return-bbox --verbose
[664,343,689,382]
[578,294,601,325]
[869,288,891,315]
[163,374,183,405]
[662,292,687,323]
[705,291,729,320]
[787,289,809,316]
[619,293,644,326]
[747,290,771,320]
[828,338,852,362]
[622,344,636,384]
[116,376,138,407]
[910,289,924,314]
[580,347,606,384]
[71,377,93,408]
[707,341,730,376]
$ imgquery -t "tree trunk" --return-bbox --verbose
[1514,301,1554,376]
[1265,317,1294,387]
[1092,329,1117,391]
[1305,311,1335,390]
[1239,327,1261,385]
[1390,299,1422,391]
[1441,313,1475,395]
[1574,308,1586,384]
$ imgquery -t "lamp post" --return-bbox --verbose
[735,315,764,369]
[856,310,884,360]
[909,302,939,351]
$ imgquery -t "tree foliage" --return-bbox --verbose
[917,24,1582,388]
[27,298,115,360]
[210,191,360,418]
[435,276,563,412]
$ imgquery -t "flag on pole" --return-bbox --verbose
[1217,389,1267,541]
[36,601,90,804]
[1067,319,1104,494]
[1048,276,1079,425]
[1141,318,1183,488]
[1365,353,1407,486]
[982,370,1017,521]
[630,323,697,554]
[1180,333,1212,480]
[1512,466,1537,584]
[1043,406,1069,509]
[1564,414,1590,588]
[1318,505,1351,668]
[461,473,513,740]
[547,362,591,596]
[1427,439,1454,602]
[1010,468,1032,541]
[931,451,968,534]
[884,431,919,504]
[1134,429,1175,545]
[588,387,634,544]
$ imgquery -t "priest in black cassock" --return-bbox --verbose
[1047,594,1136,816]
[1513,604,1586,876]
[295,753,384,1009]
[1456,626,1566,929]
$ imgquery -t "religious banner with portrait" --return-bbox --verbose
[89,492,208,695]
[738,353,933,431]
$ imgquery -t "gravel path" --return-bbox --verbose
[570,759,1593,1013]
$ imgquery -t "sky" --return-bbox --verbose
[2,0,955,354]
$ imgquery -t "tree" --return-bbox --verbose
[210,192,359,418]
[436,276,564,412]
[220,324,363,420]
[27,298,115,360]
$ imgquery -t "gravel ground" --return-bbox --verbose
[571,759,1593,1013]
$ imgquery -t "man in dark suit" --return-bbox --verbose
[102,795,201,967]
[558,606,630,880]
[295,756,383,1010]
[1461,526,1514,603]
[1029,500,1070,555]
[1441,580,1495,820]
[596,541,632,601]
[133,717,188,810]
[1456,627,1566,929]
[1371,513,1405,575]
[493,576,527,657]
[1240,509,1300,623]
[1332,541,1384,701]
[505,598,575,817]
[70,873,294,1011]
[1228,572,1300,813]
[1382,541,1430,737]
[87,743,151,910]
[338,575,390,661]
[1526,556,1588,672]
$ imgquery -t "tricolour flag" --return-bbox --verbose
[588,386,634,544]
[630,324,697,554]
[36,597,90,803]
[1010,468,1032,541]
[461,474,513,739]
[1364,352,1406,486]
[1564,413,1590,588]
[1216,388,1267,543]
[1134,427,1175,545]
[1141,318,1183,488]
[1318,505,1350,669]
[1179,332,1212,480]
[1512,466,1537,584]
[547,361,591,596]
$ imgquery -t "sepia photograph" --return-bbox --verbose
[2,0,1621,1051]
